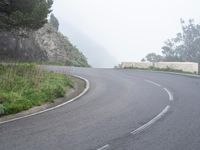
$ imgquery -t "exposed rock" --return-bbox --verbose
[0,30,47,61]
[0,23,89,67]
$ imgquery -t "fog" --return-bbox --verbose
[52,0,200,68]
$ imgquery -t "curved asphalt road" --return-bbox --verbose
[0,67,200,150]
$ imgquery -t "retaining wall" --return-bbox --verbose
[120,62,199,74]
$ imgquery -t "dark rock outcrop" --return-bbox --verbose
[0,23,89,67]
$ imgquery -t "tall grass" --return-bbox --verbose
[0,63,73,116]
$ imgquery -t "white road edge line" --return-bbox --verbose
[97,144,110,150]
[145,80,161,87]
[131,105,170,135]
[0,75,90,125]
[163,88,174,101]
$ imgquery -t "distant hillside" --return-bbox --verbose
[0,23,89,67]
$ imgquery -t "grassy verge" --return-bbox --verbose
[0,63,73,116]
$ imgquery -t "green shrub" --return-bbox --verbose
[4,99,32,115]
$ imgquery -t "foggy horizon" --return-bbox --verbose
[52,0,200,68]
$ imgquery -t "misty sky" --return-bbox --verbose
[52,0,200,67]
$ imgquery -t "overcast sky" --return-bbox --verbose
[52,0,200,67]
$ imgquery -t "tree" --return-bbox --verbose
[0,0,53,31]
[180,19,200,62]
[145,53,163,62]
[161,38,182,61]
[161,19,200,62]
[50,13,59,31]
[141,58,146,62]
[144,19,200,63]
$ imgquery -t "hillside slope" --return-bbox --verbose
[0,23,89,67]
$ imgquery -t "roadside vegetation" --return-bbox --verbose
[0,63,73,116]
[143,19,200,63]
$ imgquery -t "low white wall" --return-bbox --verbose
[120,62,151,69]
[120,62,199,74]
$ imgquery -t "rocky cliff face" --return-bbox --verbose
[0,23,89,67]
[0,30,47,61]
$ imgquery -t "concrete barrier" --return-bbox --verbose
[120,62,199,74]
[120,62,151,69]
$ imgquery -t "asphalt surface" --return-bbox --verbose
[1,67,200,150]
